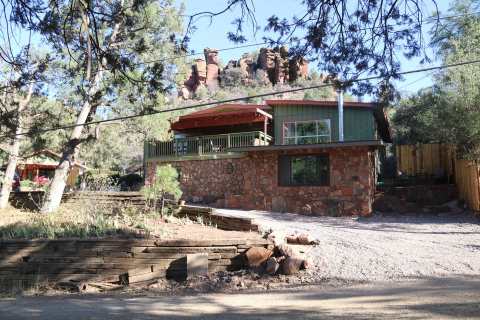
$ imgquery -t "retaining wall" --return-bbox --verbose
[0,238,271,288]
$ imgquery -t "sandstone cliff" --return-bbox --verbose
[180,46,310,99]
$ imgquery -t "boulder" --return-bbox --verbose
[275,243,296,258]
[265,257,280,275]
[267,230,287,246]
[286,233,318,245]
[281,256,304,275]
[245,247,273,268]
[300,204,312,215]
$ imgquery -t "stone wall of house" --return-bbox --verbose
[236,147,375,216]
[146,157,250,204]
[146,146,376,216]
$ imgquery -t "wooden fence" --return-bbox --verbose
[455,159,480,212]
[396,143,480,213]
[396,143,456,179]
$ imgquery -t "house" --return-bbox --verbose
[1,149,88,190]
[144,99,391,216]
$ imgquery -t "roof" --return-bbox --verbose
[19,149,88,170]
[178,103,270,119]
[22,149,62,160]
[230,140,384,152]
[171,103,272,131]
[265,99,376,108]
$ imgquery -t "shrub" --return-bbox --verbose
[19,180,35,189]
[221,68,244,87]
[142,165,182,212]
[303,87,334,100]
[194,85,209,100]
[118,173,144,191]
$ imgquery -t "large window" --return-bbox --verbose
[283,120,331,145]
[278,154,329,186]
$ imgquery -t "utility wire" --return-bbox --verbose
[134,42,267,66]
[131,10,480,67]
[397,72,435,91]
[2,57,480,140]
[1,10,478,88]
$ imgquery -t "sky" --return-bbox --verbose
[179,0,453,96]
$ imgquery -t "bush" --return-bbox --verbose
[303,87,334,100]
[221,68,244,87]
[117,173,144,191]
[19,180,35,189]
[142,165,182,212]
[81,172,119,191]
[194,85,209,100]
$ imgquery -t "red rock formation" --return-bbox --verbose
[238,53,256,85]
[180,46,310,99]
[289,56,309,82]
[204,48,219,90]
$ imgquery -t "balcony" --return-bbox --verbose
[144,131,272,161]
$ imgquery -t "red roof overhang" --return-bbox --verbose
[20,164,57,170]
[171,104,271,131]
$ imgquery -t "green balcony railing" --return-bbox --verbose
[145,131,272,160]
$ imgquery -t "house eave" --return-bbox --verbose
[228,140,385,152]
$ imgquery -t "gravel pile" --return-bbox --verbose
[216,209,480,282]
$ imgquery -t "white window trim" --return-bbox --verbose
[283,119,332,145]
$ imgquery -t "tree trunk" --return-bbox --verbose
[0,85,34,209]
[40,75,103,213]
[0,139,20,209]
[41,5,123,213]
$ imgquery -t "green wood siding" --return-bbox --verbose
[273,104,375,144]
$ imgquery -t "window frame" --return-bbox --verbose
[282,119,332,145]
[278,153,330,187]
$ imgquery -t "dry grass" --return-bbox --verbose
[0,201,179,240]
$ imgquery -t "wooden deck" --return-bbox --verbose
[144,131,271,161]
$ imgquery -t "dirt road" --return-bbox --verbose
[217,209,480,281]
[1,277,479,319]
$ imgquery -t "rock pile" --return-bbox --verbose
[180,46,310,99]
[245,240,313,276]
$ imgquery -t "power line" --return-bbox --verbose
[2,57,480,140]
[1,10,478,89]
[131,10,480,67]
[397,72,434,91]
[134,42,267,66]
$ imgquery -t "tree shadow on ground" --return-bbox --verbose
[0,276,479,320]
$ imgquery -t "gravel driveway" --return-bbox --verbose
[216,209,480,282]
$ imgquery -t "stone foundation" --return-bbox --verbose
[146,146,376,216]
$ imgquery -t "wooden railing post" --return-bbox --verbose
[147,131,272,160]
